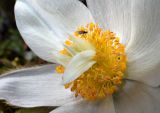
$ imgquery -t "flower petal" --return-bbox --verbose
[15,0,94,63]
[126,0,160,87]
[63,50,96,84]
[86,0,131,44]
[0,65,78,107]
[50,97,115,113]
[114,80,160,113]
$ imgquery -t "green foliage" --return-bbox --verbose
[0,29,25,57]
[15,107,54,113]
[0,29,25,74]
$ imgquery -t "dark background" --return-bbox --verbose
[0,0,86,113]
[0,0,47,75]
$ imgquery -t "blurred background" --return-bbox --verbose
[0,0,47,75]
[0,0,86,113]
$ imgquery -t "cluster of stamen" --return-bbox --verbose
[56,23,127,100]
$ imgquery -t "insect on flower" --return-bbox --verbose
[0,0,160,113]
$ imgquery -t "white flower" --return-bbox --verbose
[0,0,160,113]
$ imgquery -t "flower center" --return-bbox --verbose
[56,23,127,100]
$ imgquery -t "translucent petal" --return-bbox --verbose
[126,0,160,87]
[114,80,160,113]
[0,65,77,107]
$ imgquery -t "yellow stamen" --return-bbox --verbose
[55,65,65,74]
[65,40,72,46]
[56,23,127,100]
[59,49,68,55]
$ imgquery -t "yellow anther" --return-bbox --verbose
[59,49,71,56]
[55,65,65,74]
[59,49,67,55]
[65,40,72,46]
[61,23,127,100]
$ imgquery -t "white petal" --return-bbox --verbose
[0,65,78,107]
[86,0,131,44]
[63,50,96,84]
[114,80,160,113]
[50,97,115,113]
[126,0,160,87]
[15,0,94,63]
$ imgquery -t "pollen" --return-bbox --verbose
[55,65,65,74]
[65,39,72,46]
[59,49,69,55]
[56,23,127,100]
